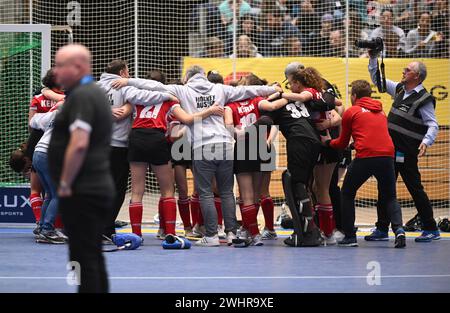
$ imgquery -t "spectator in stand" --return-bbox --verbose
[237,14,261,49]
[384,29,403,58]
[203,37,226,58]
[260,7,302,56]
[405,12,436,58]
[294,0,320,46]
[329,30,346,57]
[431,0,449,58]
[346,10,370,57]
[308,13,333,56]
[370,8,406,56]
[229,35,262,58]
[393,0,416,32]
[219,0,252,33]
[283,36,302,56]
[349,0,368,24]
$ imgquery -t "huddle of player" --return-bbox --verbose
[13,59,348,247]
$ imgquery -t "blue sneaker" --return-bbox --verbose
[162,234,192,249]
[415,230,441,242]
[364,229,389,241]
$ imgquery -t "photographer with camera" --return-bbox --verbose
[366,43,440,243]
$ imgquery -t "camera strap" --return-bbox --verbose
[376,53,387,93]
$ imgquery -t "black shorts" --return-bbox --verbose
[286,136,321,185]
[169,141,192,168]
[128,128,171,165]
[338,148,352,168]
[317,146,342,164]
[233,138,276,174]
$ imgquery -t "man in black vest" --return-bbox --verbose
[367,52,440,242]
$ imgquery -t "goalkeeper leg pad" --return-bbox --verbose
[282,170,322,247]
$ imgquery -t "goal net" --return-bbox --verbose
[0,24,50,187]
[2,0,449,226]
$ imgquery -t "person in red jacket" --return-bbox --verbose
[321,80,405,248]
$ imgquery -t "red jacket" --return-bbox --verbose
[330,97,394,159]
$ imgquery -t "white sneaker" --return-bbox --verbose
[217,225,226,239]
[324,235,337,246]
[195,235,220,247]
[332,229,345,242]
[226,231,236,246]
[156,228,166,240]
[261,228,278,240]
[251,234,264,246]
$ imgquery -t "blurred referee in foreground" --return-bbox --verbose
[48,44,114,292]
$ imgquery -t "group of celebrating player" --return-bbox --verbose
[13,57,400,248]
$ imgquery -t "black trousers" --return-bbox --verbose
[104,146,130,237]
[60,194,113,293]
[329,164,342,231]
[341,157,403,237]
[376,153,437,231]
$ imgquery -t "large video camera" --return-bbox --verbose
[355,37,386,93]
[355,37,384,53]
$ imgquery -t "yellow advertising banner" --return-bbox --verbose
[183,57,450,125]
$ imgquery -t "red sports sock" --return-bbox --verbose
[161,197,177,235]
[129,202,143,237]
[191,193,200,226]
[178,197,191,229]
[238,201,246,228]
[241,203,259,236]
[158,198,165,230]
[29,193,42,223]
[214,195,223,226]
[316,203,335,237]
[260,196,274,231]
[54,214,64,229]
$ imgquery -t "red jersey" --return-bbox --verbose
[132,100,179,130]
[30,89,64,113]
[226,96,264,127]
[304,87,332,123]
[330,97,394,159]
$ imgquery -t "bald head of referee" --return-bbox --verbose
[53,44,92,89]
[49,44,114,293]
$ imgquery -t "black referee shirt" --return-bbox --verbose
[48,75,114,196]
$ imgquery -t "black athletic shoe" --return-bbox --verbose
[404,214,422,232]
[36,230,66,244]
[284,234,300,247]
[283,229,323,247]
[115,220,128,228]
[394,229,406,248]
[338,236,358,247]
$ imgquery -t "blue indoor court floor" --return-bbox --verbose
[0,226,449,293]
